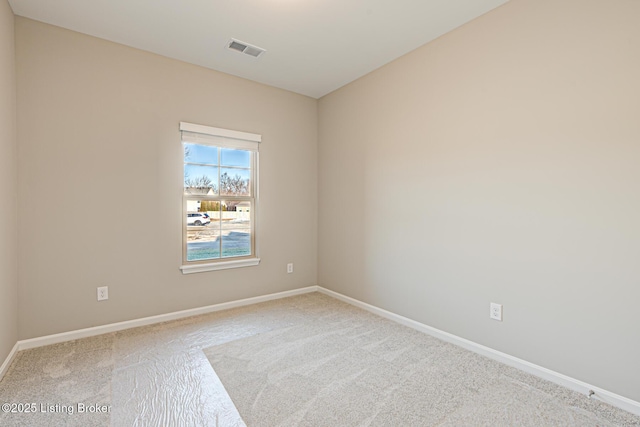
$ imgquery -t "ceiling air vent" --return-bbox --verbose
[227,39,266,58]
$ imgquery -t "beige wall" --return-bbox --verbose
[16,18,317,339]
[9,0,640,405]
[318,0,640,402]
[0,0,18,366]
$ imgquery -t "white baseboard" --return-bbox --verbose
[0,342,19,381]
[317,286,640,417]
[5,284,639,417]
[17,286,319,351]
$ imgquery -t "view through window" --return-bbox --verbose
[181,123,259,265]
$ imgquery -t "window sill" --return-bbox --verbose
[180,258,260,274]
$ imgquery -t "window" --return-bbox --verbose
[180,122,260,274]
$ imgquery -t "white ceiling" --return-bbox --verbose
[9,0,510,98]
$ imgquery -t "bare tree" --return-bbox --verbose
[185,175,217,194]
[220,172,249,196]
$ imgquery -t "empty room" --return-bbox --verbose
[1,0,639,425]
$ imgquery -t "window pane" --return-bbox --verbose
[220,168,250,196]
[221,230,251,258]
[184,143,218,165]
[221,148,250,168]
[187,240,221,261]
[220,200,251,258]
[185,200,252,261]
[184,164,218,195]
[186,211,221,261]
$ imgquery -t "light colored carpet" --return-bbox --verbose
[205,293,639,427]
[1,292,638,426]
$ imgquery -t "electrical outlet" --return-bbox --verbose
[490,302,502,321]
[287,263,294,274]
[97,286,109,301]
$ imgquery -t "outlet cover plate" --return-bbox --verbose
[97,286,109,301]
[490,302,502,321]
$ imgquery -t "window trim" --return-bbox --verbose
[180,258,260,274]
[180,122,261,274]
[180,122,261,144]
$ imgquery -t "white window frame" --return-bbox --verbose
[179,122,261,274]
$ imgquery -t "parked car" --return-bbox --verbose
[187,212,211,226]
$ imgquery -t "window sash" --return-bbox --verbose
[183,196,256,264]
